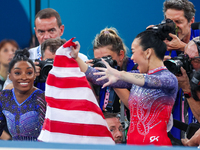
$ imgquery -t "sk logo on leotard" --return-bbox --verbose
[150,136,159,143]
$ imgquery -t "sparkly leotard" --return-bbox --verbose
[0,89,46,141]
[85,66,178,146]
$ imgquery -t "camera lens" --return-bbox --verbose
[93,62,106,68]
[164,59,183,75]
[41,64,53,79]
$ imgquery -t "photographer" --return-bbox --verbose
[34,38,67,91]
[166,37,200,143]
[177,69,200,147]
[87,27,135,115]
[163,0,198,55]
[177,37,200,122]
[160,0,200,142]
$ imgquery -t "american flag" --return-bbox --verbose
[38,38,115,145]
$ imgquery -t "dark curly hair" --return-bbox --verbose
[8,48,36,73]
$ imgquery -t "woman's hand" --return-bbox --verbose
[70,41,80,59]
[93,59,120,88]
[85,59,94,67]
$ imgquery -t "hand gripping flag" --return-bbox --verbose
[38,38,115,145]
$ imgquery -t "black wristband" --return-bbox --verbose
[184,92,192,98]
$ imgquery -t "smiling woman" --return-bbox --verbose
[0,49,46,141]
[70,25,178,146]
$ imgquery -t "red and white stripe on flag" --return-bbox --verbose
[38,38,115,145]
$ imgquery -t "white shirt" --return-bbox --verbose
[29,46,89,62]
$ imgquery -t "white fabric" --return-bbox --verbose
[49,66,85,78]
[38,40,114,144]
[3,75,12,90]
[167,113,173,132]
[38,130,114,144]
[45,106,107,126]
[45,85,98,105]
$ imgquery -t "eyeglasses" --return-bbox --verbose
[191,57,200,63]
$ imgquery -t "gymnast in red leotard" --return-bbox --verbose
[71,24,178,146]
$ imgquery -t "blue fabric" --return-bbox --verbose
[170,89,182,139]
[170,29,200,140]
[0,89,46,141]
[35,82,45,91]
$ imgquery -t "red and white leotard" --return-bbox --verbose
[85,66,178,146]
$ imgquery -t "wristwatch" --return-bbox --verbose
[184,92,192,98]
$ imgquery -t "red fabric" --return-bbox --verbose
[63,37,76,48]
[53,55,79,68]
[47,74,91,89]
[38,38,114,144]
[43,118,112,137]
[127,96,172,146]
[46,97,104,118]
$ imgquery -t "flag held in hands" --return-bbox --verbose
[38,38,115,145]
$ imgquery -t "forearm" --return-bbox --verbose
[179,41,187,52]
[114,88,129,108]
[119,71,145,86]
[181,85,200,122]
[75,57,88,73]
[186,96,200,123]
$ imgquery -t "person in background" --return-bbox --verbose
[0,39,19,140]
[184,36,200,72]
[0,49,46,141]
[35,38,66,91]
[87,27,135,118]
[103,112,123,144]
[176,69,200,147]
[3,8,88,89]
[0,40,18,91]
[30,8,88,62]
[41,38,66,61]
[162,0,199,142]
[163,0,198,55]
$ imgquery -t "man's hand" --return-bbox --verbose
[181,128,200,146]
[176,67,190,92]
[164,33,186,51]
[34,61,41,77]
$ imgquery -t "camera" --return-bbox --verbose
[150,19,177,41]
[35,59,54,82]
[91,55,118,69]
[164,53,193,77]
[90,56,118,96]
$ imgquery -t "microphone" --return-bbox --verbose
[191,22,200,30]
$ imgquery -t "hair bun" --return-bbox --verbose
[14,48,30,59]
